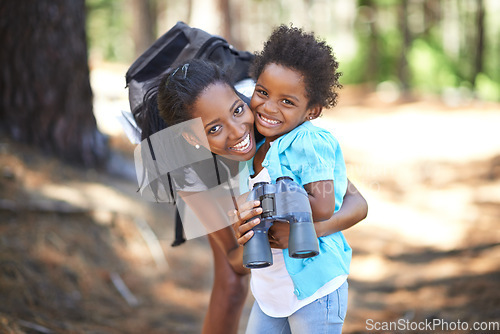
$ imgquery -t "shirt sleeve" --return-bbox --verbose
[282,129,338,186]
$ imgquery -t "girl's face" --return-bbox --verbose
[250,63,320,142]
[190,82,256,161]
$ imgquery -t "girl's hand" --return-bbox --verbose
[267,221,290,249]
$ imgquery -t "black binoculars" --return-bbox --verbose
[242,176,320,268]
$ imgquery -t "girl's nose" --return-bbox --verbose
[263,100,278,114]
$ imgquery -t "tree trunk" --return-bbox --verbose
[365,0,379,84]
[130,0,157,58]
[398,0,412,98]
[474,0,485,83]
[0,0,107,167]
[218,0,242,49]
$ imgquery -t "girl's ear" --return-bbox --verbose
[306,105,323,121]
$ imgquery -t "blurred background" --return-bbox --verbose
[1,0,499,333]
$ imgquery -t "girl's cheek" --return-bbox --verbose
[249,96,259,111]
[246,109,255,122]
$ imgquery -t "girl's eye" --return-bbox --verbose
[234,104,244,115]
[282,99,294,105]
[208,125,221,134]
[257,89,268,97]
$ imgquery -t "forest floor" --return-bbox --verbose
[0,64,499,333]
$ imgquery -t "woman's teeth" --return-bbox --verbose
[260,114,281,125]
[230,134,251,151]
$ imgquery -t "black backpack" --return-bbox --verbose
[125,21,254,246]
[126,21,254,138]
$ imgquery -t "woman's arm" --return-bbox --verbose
[178,190,250,275]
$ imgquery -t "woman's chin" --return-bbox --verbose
[226,132,256,161]
[227,146,256,161]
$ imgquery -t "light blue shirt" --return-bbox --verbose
[239,121,352,299]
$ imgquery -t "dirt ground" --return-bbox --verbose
[0,65,499,333]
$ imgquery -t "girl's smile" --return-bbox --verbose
[250,63,321,142]
[257,113,282,126]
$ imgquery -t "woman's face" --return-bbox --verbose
[190,82,256,161]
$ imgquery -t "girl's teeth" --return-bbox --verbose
[261,114,280,124]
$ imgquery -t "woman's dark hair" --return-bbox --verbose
[157,59,233,127]
[250,24,342,110]
[136,59,233,140]
[137,82,167,140]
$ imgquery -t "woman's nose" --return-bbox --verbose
[229,120,245,138]
[228,119,246,139]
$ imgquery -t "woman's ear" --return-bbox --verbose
[306,105,323,121]
[182,132,201,148]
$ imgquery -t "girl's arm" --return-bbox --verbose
[236,179,367,248]
[303,180,335,222]
[268,179,366,248]
[313,179,367,237]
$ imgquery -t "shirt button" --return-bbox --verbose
[294,288,300,296]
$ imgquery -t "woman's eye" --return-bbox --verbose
[234,105,244,115]
[208,125,221,134]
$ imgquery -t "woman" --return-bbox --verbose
[139,59,367,333]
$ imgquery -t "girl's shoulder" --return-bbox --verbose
[276,121,339,152]
[300,121,336,137]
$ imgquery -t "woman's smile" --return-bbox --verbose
[192,82,256,161]
[229,133,252,153]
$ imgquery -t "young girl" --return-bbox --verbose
[237,25,356,333]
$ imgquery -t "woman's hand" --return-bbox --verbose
[230,200,262,245]
[230,200,293,249]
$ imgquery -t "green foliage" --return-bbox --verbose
[338,45,369,85]
[83,0,500,101]
[376,29,403,82]
[475,73,499,102]
[408,38,458,94]
[86,0,133,62]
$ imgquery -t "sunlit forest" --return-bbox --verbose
[1,1,499,333]
[88,0,500,102]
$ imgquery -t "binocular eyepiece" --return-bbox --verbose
[242,176,320,269]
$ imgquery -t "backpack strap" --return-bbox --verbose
[145,136,186,246]
[212,154,239,213]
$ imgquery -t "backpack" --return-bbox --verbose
[124,21,254,246]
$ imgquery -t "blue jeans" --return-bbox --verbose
[245,280,348,334]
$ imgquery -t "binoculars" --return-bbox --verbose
[242,176,320,269]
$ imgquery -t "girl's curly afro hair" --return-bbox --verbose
[250,24,342,110]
